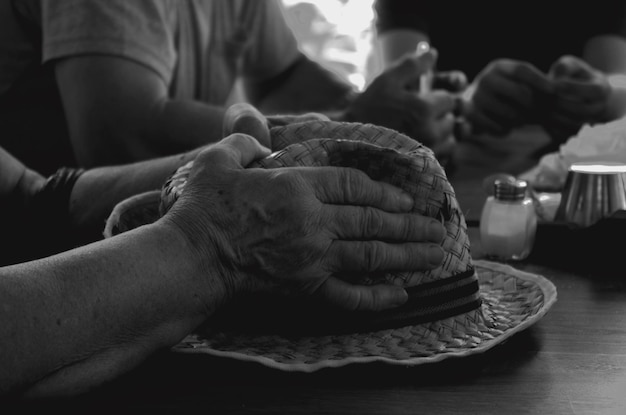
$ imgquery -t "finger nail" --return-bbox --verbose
[429,245,444,266]
[428,220,445,242]
[400,192,414,210]
[392,289,409,307]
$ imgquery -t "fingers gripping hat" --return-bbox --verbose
[106,121,556,372]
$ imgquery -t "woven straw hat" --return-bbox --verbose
[105,121,557,372]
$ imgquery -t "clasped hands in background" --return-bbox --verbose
[363,48,610,156]
[460,54,610,146]
[212,53,608,304]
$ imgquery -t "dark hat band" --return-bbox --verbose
[345,268,481,333]
[206,269,481,337]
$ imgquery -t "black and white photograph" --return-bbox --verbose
[2,1,626,413]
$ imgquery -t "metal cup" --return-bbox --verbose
[555,161,626,228]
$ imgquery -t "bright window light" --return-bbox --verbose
[282,0,376,91]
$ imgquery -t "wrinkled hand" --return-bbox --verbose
[463,59,554,136]
[543,55,611,144]
[345,49,457,153]
[223,102,330,150]
[223,103,272,148]
[165,134,445,312]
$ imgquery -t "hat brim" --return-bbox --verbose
[103,119,557,372]
[103,193,557,371]
[171,260,556,372]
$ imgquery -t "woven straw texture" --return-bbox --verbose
[105,120,557,371]
[103,191,161,239]
[160,121,473,288]
[173,260,556,371]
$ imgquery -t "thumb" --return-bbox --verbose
[196,134,271,171]
[550,55,592,81]
[223,103,272,148]
[388,48,438,85]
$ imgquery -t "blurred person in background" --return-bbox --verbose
[373,0,626,152]
[1,0,463,175]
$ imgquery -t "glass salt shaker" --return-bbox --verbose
[480,178,537,261]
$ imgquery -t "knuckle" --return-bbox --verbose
[341,168,369,199]
[371,288,392,311]
[365,289,382,311]
[268,169,300,190]
[400,244,425,270]
[233,117,265,135]
[196,145,230,167]
[501,58,516,68]
[489,59,508,70]
[265,172,313,214]
[362,207,385,237]
[224,132,255,147]
[347,290,363,311]
[561,55,577,65]
[512,63,534,79]
[362,241,383,272]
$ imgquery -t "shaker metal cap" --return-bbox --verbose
[494,179,527,201]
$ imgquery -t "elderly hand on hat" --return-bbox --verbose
[163,132,446,312]
[0,103,447,397]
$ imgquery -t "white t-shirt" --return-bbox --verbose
[0,0,301,172]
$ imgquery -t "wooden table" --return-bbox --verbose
[19,128,626,414]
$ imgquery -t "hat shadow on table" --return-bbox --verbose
[104,121,557,372]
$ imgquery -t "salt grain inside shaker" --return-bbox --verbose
[479,178,537,261]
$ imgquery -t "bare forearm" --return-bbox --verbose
[73,99,226,167]
[0,222,225,397]
[247,56,356,120]
[56,56,228,167]
[146,99,228,155]
[69,147,203,241]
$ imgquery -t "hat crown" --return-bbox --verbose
[103,121,557,370]
[161,121,474,288]
[263,121,474,289]
[160,121,478,332]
